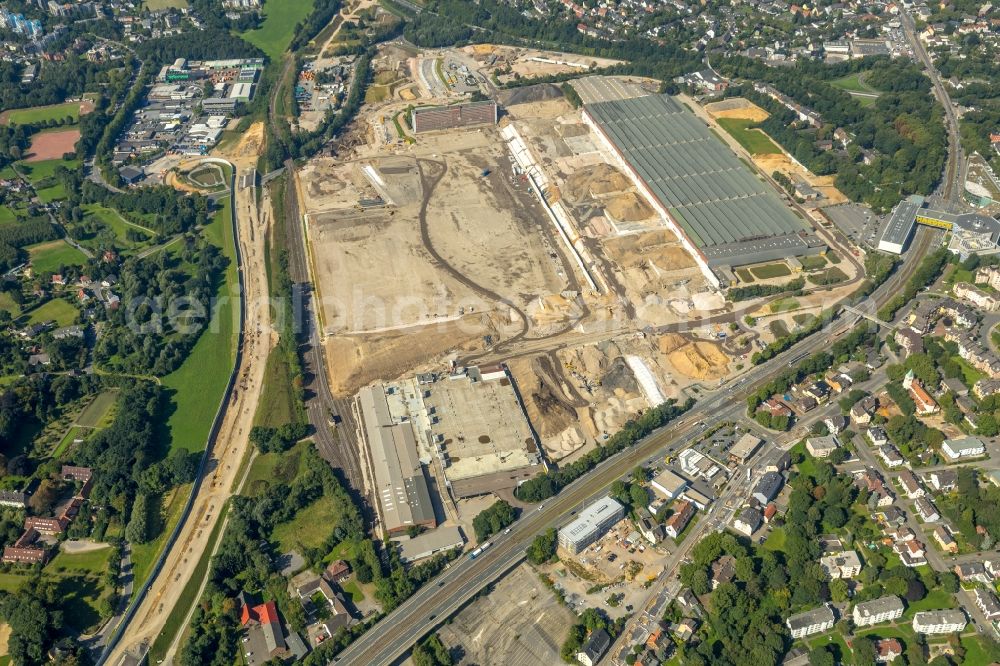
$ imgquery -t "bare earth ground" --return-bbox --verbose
[26,129,79,161]
[106,127,276,666]
[459,44,622,84]
[436,562,575,665]
[702,97,847,205]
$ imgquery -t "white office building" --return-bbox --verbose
[557,496,625,555]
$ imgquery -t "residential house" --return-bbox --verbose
[852,595,905,627]
[912,610,967,634]
[820,550,863,579]
[824,415,849,435]
[954,562,991,584]
[879,445,904,468]
[941,437,986,461]
[803,381,832,403]
[895,538,927,567]
[664,500,695,539]
[851,396,878,424]
[932,525,958,554]
[710,555,736,589]
[576,629,611,666]
[867,427,889,447]
[752,471,784,505]
[325,560,351,583]
[894,328,924,356]
[875,638,903,663]
[0,490,27,508]
[928,469,958,492]
[914,497,940,523]
[786,605,835,639]
[975,587,1000,620]
[807,435,841,458]
[954,282,1000,310]
[897,469,924,499]
[733,507,762,537]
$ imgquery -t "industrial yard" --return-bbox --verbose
[294,58,856,559]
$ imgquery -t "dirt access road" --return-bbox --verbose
[104,142,275,664]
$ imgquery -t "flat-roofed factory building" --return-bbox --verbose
[411,101,498,134]
[878,194,1000,256]
[582,93,824,287]
[357,384,437,536]
[558,496,625,554]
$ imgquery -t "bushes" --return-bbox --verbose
[472,500,516,542]
[124,493,151,544]
[728,277,805,302]
[248,423,309,453]
[526,528,558,565]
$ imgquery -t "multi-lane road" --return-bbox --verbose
[333,223,938,665]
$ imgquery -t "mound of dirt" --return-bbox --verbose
[605,192,654,222]
[666,340,730,380]
[564,163,631,202]
[658,333,688,354]
[601,356,639,393]
[498,83,564,107]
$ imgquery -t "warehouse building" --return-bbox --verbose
[411,100,498,134]
[582,93,824,286]
[357,384,437,536]
[558,496,625,554]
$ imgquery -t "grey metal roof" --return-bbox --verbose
[584,94,808,250]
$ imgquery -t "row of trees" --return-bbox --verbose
[728,277,805,302]
[515,398,693,502]
[876,248,950,321]
[472,499,516,542]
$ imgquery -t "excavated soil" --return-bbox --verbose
[658,334,730,380]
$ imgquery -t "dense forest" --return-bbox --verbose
[715,57,947,211]
[0,58,120,111]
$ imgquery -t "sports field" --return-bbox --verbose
[0,100,92,126]
[25,129,79,162]
[717,118,780,155]
[27,239,87,274]
[240,0,314,59]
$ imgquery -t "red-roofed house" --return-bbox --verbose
[241,600,286,661]
[876,638,902,662]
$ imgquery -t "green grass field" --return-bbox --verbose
[48,546,115,575]
[273,495,340,553]
[77,390,118,428]
[160,182,239,453]
[3,101,82,126]
[903,588,957,618]
[769,297,800,313]
[749,262,792,279]
[799,255,828,271]
[54,425,86,457]
[18,157,79,203]
[80,204,154,248]
[130,483,191,592]
[24,297,78,326]
[830,72,877,94]
[0,290,20,317]
[340,579,365,603]
[762,526,786,552]
[240,0,315,59]
[27,239,87,274]
[952,355,986,388]
[144,0,188,8]
[717,118,781,155]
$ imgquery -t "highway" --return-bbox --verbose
[333,224,939,666]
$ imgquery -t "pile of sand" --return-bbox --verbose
[658,334,730,380]
[605,192,654,222]
[564,163,631,201]
[704,97,770,122]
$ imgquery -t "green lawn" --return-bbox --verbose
[272,495,340,553]
[769,297,800,313]
[240,0,315,59]
[245,441,313,495]
[340,579,365,603]
[160,183,239,453]
[48,545,115,575]
[18,157,79,183]
[0,290,20,317]
[27,240,87,274]
[144,0,188,8]
[952,355,985,387]
[79,203,154,248]
[717,117,781,155]
[903,588,957,618]
[76,390,119,428]
[254,349,299,428]
[24,297,78,326]
[0,205,18,225]
[830,72,878,94]
[54,425,87,458]
[749,262,792,279]
[762,526,786,552]
[799,255,828,271]
[3,101,82,126]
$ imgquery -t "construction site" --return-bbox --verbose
[294,56,866,534]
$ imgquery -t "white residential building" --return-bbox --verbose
[912,610,967,634]
[853,596,905,627]
[786,605,835,639]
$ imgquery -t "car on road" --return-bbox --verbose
[504,528,511,535]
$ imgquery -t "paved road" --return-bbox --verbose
[332,222,939,666]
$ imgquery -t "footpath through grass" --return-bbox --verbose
[240,0,315,59]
